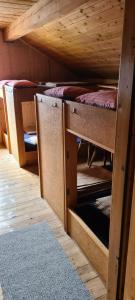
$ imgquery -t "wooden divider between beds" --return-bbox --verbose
[36,94,65,224]
[0,85,11,150]
[5,85,45,167]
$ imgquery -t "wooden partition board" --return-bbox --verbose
[22,101,36,132]
[36,94,65,224]
[0,87,9,148]
[0,97,5,144]
[124,172,135,300]
[65,101,116,153]
[5,85,45,166]
[2,132,9,149]
[0,96,6,132]
[64,124,109,282]
[68,209,109,283]
[107,0,135,299]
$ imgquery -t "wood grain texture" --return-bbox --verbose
[36,94,65,223]
[5,86,45,167]
[68,209,109,283]
[0,31,76,82]
[107,0,135,298]
[4,0,89,41]
[0,0,38,28]
[65,101,116,153]
[23,0,124,78]
[0,90,6,143]
[124,174,135,300]
[64,105,111,284]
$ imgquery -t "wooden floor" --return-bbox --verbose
[0,146,106,300]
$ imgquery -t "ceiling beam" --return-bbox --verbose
[4,0,88,41]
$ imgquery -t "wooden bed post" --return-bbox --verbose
[107,0,135,299]
[3,86,11,153]
[64,130,78,232]
[123,170,135,299]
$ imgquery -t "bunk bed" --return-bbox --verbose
[36,85,117,282]
[5,82,45,167]
[64,89,117,282]
[35,85,93,223]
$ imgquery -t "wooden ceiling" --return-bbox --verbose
[0,0,38,28]
[0,0,124,78]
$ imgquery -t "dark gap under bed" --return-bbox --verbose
[76,181,111,248]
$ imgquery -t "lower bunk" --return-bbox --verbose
[64,95,116,283]
[66,150,112,282]
[4,82,45,167]
[68,208,109,281]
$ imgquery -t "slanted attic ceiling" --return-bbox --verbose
[0,0,124,78]
[0,0,38,28]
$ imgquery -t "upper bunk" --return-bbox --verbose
[36,83,117,153]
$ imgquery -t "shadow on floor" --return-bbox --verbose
[23,164,39,175]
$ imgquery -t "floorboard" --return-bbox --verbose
[0,146,106,300]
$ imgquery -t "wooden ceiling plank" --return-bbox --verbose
[0,0,39,29]
[4,0,89,41]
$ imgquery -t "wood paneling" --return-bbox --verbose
[36,95,65,223]
[23,0,124,78]
[22,102,36,132]
[0,98,5,143]
[65,101,116,153]
[107,0,135,298]
[68,209,109,282]
[0,31,76,82]
[4,0,88,41]
[0,0,38,28]
[0,0,124,77]
[124,174,135,300]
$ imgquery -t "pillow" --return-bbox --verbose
[95,195,112,217]
[44,86,94,100]
[7,80,37,88]
[76,90,117,110]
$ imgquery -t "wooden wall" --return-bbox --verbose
[0,31,76,82]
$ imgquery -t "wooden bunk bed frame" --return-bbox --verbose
[0,85,10,150]
[63,2,135,298]
[35,81,101,223]
[35,1,135,298]
[35,91,117,282]
[64,102,116,283]
[65,100,116,152]
[0,0,134,299]
[5,85,45,167]
[36,94,65,224]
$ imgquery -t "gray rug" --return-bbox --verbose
[0,222,93,300]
